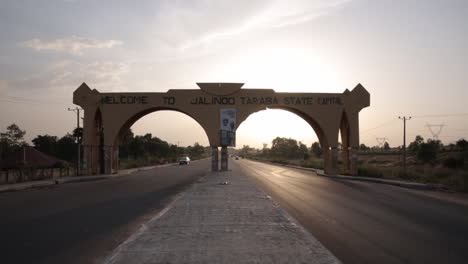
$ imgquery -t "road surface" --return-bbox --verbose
[0,160,210,264]
[237,159,468,264]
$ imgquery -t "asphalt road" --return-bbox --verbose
[0,159,210,264]
[236,159,468,264]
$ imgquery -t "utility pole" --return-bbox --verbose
[399,116,411,174]
[68,107,82,175]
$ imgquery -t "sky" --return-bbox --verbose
[0,0,467,148]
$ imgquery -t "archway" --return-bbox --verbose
[236,108,323,165]
[236,107,331,170]
[110,109,210,172]
[73,82,369,175]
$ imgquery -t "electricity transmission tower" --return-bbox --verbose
[426,123,445,140]
[376,137,388,149]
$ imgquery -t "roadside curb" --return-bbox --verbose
[0,162,184,194]
[249,159,435,191]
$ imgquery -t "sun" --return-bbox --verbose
[206,47,340,93]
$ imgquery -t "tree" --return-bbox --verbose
[32,135,58,156]
[187,142,204,159]
[72,127,83,143]
[261,143,269,157]
[239,145,255,157]
[56,134,77,162]
[0,123,26,147]
[359,144,370,151]
[456,139,468,151]
[0,123,27,159]
[299,142,309,160]
[417,139,441,164]
[270,137,301,159]
[408,135,424,154]
[311,142,323,158]
[383,142,390,151]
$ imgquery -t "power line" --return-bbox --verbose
[412,113,468,118]
[361,119,398,134]
[0,95,69,105]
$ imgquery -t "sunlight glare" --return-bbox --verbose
[207,47,340,92]
[236,109,318,148]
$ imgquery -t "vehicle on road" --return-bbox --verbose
[179,157,190,165]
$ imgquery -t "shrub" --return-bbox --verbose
[443,157,463,169]
[357,166,383,178]
[53,160,69,168]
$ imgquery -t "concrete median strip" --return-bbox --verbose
[104,169,341,264]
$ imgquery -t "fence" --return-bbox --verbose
[0,167,77,185]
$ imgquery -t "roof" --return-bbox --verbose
[0,147,61,169]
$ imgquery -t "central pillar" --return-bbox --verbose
[330,147,339,175]
[221,146,228,171]
[211,147,219,171]
[350,147,358,176]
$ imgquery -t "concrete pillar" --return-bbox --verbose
[323,147,331,174]
[221,146,228,171]
[211,147,219,171]
[342,147,350,174]
[330,147,339,175]
[103,145,113,175]
[350,147,359,176]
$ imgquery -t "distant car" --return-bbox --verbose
[179,157,190,165]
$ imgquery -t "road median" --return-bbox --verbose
[104,164,340,264]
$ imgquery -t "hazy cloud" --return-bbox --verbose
[0,80,7,95]
[8,60,130,97]
[152,0,352,51]
[20,36,123,55]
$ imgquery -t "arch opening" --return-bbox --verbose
[111,108,210,171]
[236,108,328,170]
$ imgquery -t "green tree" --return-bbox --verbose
[239,145,255,157]
[56,134,77,162]
[311,142,323,158]
[456,139,468,151]
[408,135,424,154]
[383,142,390,151]
[0,123,27,159]
[299,142,309,160]
[187,142,205,159]
[417,139,441,164]
[270,137,301,159]
[32,135,58,156]
[261,143,269,157]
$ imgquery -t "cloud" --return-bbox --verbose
[151,0,352,51]
[0,80,7,95]
[9,60,130,97]
[20,36,123,55]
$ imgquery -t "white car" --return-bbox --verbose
[179,157,190,165]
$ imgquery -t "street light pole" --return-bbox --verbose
[68,107,82,176]
[399,116,411,174]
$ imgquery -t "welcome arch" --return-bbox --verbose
[73,82,369,175]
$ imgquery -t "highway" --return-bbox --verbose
[2,157,468,264]
[236,159,468,264]
[0,160,210,264]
